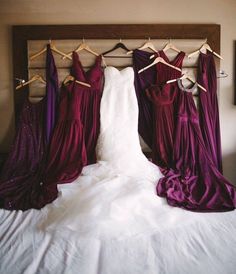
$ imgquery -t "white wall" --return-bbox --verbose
[0,0,236,182]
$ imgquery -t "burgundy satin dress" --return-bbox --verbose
[197,51,222,172]
[71,53,103,164]
[146,83,178,173]
[147,51,185,172]
[0,45,59,210]
[157,80,236,212]
[156,50,185,85]
[44,53,103,187]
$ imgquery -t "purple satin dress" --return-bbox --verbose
[197,51,222,172]
[46,44,59,144]
[0,45,59,210]
[133,49,156,148]
[157,80,236,212]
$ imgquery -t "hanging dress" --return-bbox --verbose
[156,50,185,85]
[0,45,59,210]
[146,82,179,173]
[197,51,223,172]
[147,50,185,171]
[44,53,103,187]
[71,53,103,164]
[133,49,156,148]
[45,44,60,144]
[157,80,236,212]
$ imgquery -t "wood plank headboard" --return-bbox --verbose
[12,24,220,118]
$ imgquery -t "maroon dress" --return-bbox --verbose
[71,53,103,164]
[157,80,236,212]
[147,51,185,171]
[44,81,87,186]
[156,50,185,85]
[44,53,103,186]
[197,51,222,172]
[146,83,178,172]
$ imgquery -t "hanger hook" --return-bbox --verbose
[82,37,85,43]
[49,38,52,44]
[15,78,25,84]
[148,37,151,41]
[119,38,122,43]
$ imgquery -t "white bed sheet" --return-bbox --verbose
[1,181,236,274]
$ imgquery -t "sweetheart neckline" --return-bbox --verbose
[105,66,133,74]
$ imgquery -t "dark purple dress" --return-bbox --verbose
[0,45,59,210]
[45,44,59,144]
[197,51,222,172]
[133,49,156,148]
[157,80,236,212]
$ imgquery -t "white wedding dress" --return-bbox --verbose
[41,66,164,238]
[1,67,236,274]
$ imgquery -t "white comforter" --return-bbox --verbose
[1,174,236,274]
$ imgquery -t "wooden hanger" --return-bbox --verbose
[62,38,99,60]
[102,39,131,58]
[138,56,182,74]
[127,37,157,55]
[30,40,72,61]
[167,73,207,92]
[16,74,46,90]
[63,75,91,88]
[188,42,223,59]
[163,39,181,53]
[150,39,181,59]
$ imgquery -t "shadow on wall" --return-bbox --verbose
[223,151,236,185]
[0,111,14,154]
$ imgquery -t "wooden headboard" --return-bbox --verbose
[12,24,220,118]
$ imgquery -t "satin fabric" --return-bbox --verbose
[197,51,223,172]
[157,81,236,212]
[0,46,59,210]
[156,50,185,85]
[133,49,156,148]
[147,51,185,172]
[45,44,59,144]
[44,53,103,188]
[71,53,103,164]
[146,83,178,172]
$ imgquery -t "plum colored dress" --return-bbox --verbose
[133,49,156,148]
[197,51,222,172]
[44,53,103,187]
[157,80,236,212]
[155,51,185,85]
[71,53,103,164]
[0,45,59,210]
[146,83,179,173]
[147,51,185,171]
